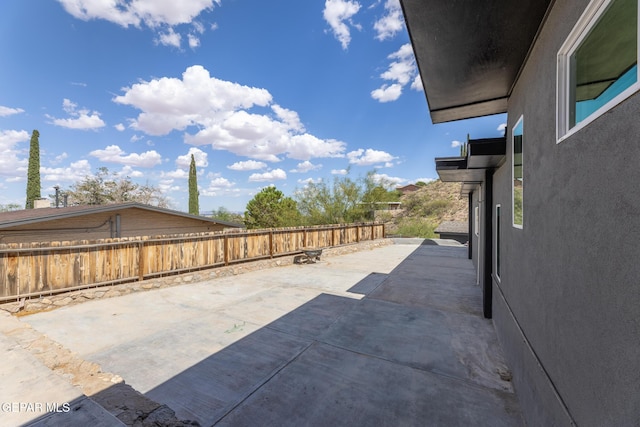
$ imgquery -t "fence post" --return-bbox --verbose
[356,224,360,243]
[224,234,229,266]
[138,241,145,281]
[269,230,273,258]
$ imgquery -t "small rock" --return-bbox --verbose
[41,298,53,305]
[53,297,73,306]
[104,289,121,298]
[1,304,20,313]
[497,368,513,382]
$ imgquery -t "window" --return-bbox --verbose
[495,204,501,280]
[512,117,524,228]
[557,0,639,141]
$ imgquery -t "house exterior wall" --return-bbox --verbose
[492,0,640,425]
[0,208,228,244]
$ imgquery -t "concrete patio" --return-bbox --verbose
[2,239,523,426]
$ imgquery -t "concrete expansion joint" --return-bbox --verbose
[215,340,316,425]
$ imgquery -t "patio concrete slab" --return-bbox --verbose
[9,240,523,426]
[146,327,312,425]
[216,342,522,427]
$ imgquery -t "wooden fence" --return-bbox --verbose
[0,223,385,301]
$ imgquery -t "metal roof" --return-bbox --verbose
[400,0,554,123]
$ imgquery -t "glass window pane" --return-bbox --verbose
[571,0,638,127]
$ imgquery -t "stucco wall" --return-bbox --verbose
[493,0,640,425]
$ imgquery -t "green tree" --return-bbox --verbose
[295,171,398,224]
[295,175,364,224]
[244,186,300,229]
[25,129,41,209]
[188,154,199,215]
[360,171,400,217]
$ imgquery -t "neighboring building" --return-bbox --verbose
[401,0,639,426]
[434,221,468,244]
[396,184,420,194]
[0,202,243,244]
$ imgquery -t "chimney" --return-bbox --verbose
[33,199,50,209]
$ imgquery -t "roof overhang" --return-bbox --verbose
[400,0,553,123]
[436,137,506,195]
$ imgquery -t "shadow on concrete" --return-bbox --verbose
[28,243,522,426]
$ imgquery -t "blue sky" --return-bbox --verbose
[0,0,506,213]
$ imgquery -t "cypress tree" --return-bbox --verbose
[25,129,42,209]
[188,154,199,215]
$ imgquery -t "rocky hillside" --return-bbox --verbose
[382,180,468,238]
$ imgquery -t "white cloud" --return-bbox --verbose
[287,134,345,161]
[51,152,69,165]
[272,104,304,132]
[227,160,267,171]
[117,165,144,178]
[371,84,403,102]
[114,123,126,131]
[372,173,404,186]
[89,145,162,167]
[115,65,346,162]
[49,98,106,130]
[248,169,287,182]
[451,140,463,148]
[41,159,93,182]
[0,130,29,177]
[323,0,361,50]
[373,0,403,41]
[58,0,215,28]
[0,106,25,116]
[114,65,272,135]
[201,174,235,196]
[176,147,208,168]
[497,123,507,133]
[163,169,189,179]
[297,177,322,185]
[290,160,322,173]
[371,43,420,103]
[347,148,396,166]
[188,33,200,49]
[156,27,181,48]
[411,75,423,91]
[193,21,206,34]
[331,169,348,175]
[415,177,436,184]
[57,0,216,48]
